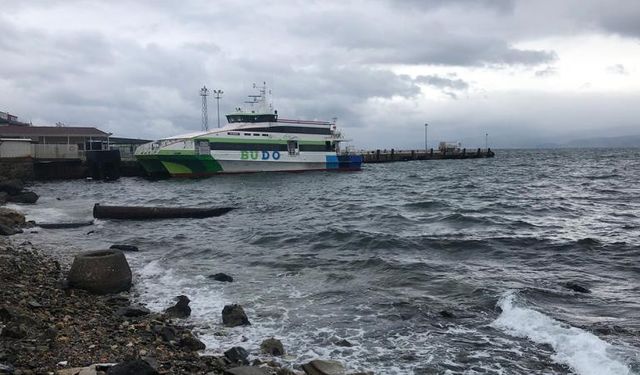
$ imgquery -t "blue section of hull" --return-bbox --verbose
[325,154,362,170]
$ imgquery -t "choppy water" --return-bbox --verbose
[9,148,640,374]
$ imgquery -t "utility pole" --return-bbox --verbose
[485,132,488,150]
[213,89,224,128]
[424,123,428,152]
[200,86,209,131]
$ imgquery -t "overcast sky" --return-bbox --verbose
[1,0,639,148]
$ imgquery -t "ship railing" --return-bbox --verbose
[277,118,332,126]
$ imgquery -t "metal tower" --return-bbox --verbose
[200,86,209,131]
[213,89,223,128]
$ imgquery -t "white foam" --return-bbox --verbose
[5,201,93,223]
[492,292,632,375]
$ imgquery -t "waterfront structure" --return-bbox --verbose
[0,111,29,126]
[135,83,362,177]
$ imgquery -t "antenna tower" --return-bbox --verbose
[200,86,209,131]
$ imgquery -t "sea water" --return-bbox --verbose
[10,148,640,374]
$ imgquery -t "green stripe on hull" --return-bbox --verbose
[137,158,169,176]
[136,154,223,177]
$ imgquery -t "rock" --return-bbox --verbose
[565,282,591,294]
[164,295,191,318]
[260,337,285,356]
[209,273,233,282]
[225,367,271,375]
[0,362,15,374]
[440,310,455,318]
[0,192,7,205]
[7,191,39,204]
[179,335,206,351]
[109,244,139,252]
[1,322,27,339]
[154,325,176,342]
[67,250,132,294]
[222,304,250,327]
[0,208,26,228]
[106,360,158,375]
[224,346,250,365]
[0,224,20,236]
[302,360,346,375]
[334,339,353,347]
[116,306,150,317]
[27,301,42,308]
[0,180,24,195]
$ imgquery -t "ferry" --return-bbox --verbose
[135,83,362,177]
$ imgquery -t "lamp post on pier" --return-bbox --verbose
[213,89,224,128]
[424,123,429,152]
[485,132,488,151]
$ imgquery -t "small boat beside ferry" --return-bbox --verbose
[135,83,362,177]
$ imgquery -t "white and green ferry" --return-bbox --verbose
[135,84,362,177]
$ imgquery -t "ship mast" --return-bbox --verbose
[243,82,272,113]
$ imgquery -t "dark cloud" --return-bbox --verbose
[0,0,638,147]
[415,75,469,98]
[595,2,640,38]
[416,75,469,90]
[394,0,515,13]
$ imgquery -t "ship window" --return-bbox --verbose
[262,134,269,137]
[287,140,299,156]
[244,133,251,136]
[227,132,240,135]
[253,133,260,136]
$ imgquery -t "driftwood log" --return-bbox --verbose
[93,203,235,220]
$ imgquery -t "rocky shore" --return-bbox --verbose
[0,237,232,374]
[0,197,368,375]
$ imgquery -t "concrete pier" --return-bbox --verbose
[359,148,494,163]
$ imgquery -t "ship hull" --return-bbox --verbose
[135,152,362,177]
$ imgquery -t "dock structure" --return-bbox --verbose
[359,148,494,163]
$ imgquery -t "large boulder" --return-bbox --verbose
[0,179,24,195]
[222,304,251,327]
[67,250,132,295]
[0,208,25,227]
[179,334,206,351]
[302,360,347,375]
[0,223,21,236]
[7,191,39,204]
[224,346,250,365]
[164,295,191,318]
[260,337,285,356]
[0,207,25,236]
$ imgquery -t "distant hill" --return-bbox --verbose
[534,135,640,149]
[564,135,640,148]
